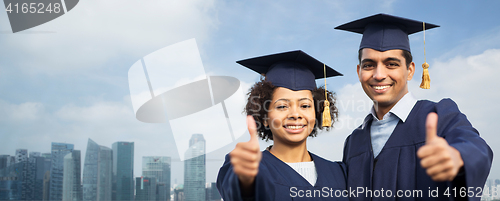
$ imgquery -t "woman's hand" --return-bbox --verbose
[229,115,262,194]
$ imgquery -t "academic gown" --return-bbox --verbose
[217,150,349,201]
[343,99,493,201]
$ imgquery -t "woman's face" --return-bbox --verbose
[265,87,316,145]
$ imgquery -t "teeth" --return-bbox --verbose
[286,125,303,130]
[373,85,390,90]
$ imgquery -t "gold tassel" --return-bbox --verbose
[420,62,430,89]
[322,63,331,127]
[322,100,331,127]
[420,22,431,89]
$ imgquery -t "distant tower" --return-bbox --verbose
[82,139,113,201]
[15,149,28,163]
[173,185,184,201]
[0,155,8,169]
[135,177,157,201]
[142,156,171,201]
[34,154,51,201]
[112,142,134,201]
[49,143,74,201]
[210,182,221,201]
[183,134,205,201]
[63,150,82,201]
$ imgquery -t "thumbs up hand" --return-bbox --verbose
[417,112,464,182]
[229,115,262,189]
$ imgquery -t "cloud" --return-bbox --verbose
[0,0,218,75]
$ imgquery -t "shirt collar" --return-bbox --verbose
[361,92,417,129]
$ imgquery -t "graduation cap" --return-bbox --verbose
[237,50,342,126]
[335,13,439,89]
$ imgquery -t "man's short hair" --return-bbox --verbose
[358,49,413,68]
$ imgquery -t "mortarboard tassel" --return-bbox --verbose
[420,22,431,89]
[322,63,331,127]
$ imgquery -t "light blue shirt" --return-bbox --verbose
[362,92,417,158]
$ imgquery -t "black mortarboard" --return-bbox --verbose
[237,50,342,91]
[334,13,439,52]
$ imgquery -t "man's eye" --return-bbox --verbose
[387,63,399,67]
[362,64,374,69]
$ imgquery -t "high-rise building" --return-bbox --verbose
[142,156,171,201]
[156,182,168,201]
[49,143,74,201]
[42,153,52,158]
[25,155,38,200]
[209,182,221,201]
[43,170,51,200]
[112,141,134,201]
[173,185,184,201]
[0,155,9,170]
[83,139,113,201]
[15,149,28,163]
[30,152,42,158]
[135,177,157,201]
[8,156,15,167]
[0,162,24,200]
[34,155,51,201]
[183,134,205,201]
[63,150,83,201]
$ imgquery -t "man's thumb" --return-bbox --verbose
[425,112,439,143]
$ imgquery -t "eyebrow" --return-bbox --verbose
[360,59,375,64]
[274,98,313,104]
[360,57,401,64]
[383,57,401,63]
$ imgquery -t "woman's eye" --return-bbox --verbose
[276,105,287,109]
[301,104,311,109]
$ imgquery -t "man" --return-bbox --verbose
[335,14,492,200]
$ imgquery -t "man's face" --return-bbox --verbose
[357,48,415,111]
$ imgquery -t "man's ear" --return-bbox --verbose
[357,64,361,78]
[407,62,415,81]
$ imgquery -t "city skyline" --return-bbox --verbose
[0,135,220,201]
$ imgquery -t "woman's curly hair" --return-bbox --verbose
[244,78,338,141]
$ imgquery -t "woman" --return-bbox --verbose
[217,50,348,201]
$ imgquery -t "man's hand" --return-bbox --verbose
[417,112,464,182]
[229,115,262,189]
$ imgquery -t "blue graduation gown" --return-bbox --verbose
[343,99,493,201]
[217,150,349,201]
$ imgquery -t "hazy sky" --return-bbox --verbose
[1,0,500,187]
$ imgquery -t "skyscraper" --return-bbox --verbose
[34,154,51,201]
[30,152,41,158]
[142,156,171,201]
[49,143,74,201]
[15,149,28,163]
[183,134,205,201]
[135,177,157,201]
[83,139,113,201]
[112,142,134,201]
[209,182,221,201]
[0,155,9,169]
[63,150,83,201]
[0,162,24,200]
